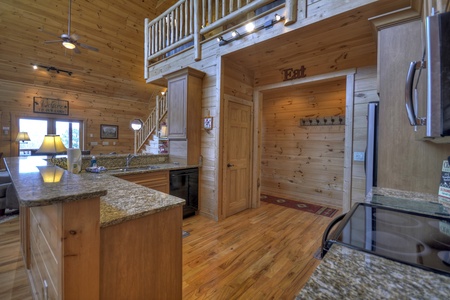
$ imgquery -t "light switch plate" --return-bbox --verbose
[353,152,365,161]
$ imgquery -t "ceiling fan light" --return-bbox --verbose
[62,41,76,49]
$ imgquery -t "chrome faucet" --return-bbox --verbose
[126,154,137,168]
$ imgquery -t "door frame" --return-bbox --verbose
[253,69,356,213]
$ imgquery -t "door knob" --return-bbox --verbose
[227,163,234,167]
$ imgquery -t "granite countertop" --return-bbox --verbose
[296,188,450,299]
[4,156,186,228]
[296,244,450,299]
[107,162,199,176]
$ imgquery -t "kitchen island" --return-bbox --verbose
[296,188,450,299]
[4,156,185,300]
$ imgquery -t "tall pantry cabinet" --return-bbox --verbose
[164,67,205,165]
[375,16,450,194]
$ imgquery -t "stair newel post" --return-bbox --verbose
[156,95,160,136]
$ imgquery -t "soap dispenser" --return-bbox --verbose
[90,156,97,167]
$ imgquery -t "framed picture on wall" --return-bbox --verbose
[100,124,118,139]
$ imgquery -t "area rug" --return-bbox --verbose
[260,194,338,218]
[0,209,19,224]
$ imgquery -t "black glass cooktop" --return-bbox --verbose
[328,203,450,276]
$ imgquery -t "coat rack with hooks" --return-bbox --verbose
[300,116,345,126]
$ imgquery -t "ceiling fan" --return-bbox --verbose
[43,0,98,54]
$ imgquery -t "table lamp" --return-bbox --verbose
[36,134,67,157]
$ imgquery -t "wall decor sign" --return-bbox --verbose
[100,124,118,139]
[282,66,306,81]
[33,97,69,115]
[204,117,213,130]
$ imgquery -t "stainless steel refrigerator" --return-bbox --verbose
[365,101,379,195]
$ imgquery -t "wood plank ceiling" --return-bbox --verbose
[0,0,178,103]
[0,0,412,103]
[225,0,412,88]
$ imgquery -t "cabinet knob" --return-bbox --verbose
[227,163,234,167]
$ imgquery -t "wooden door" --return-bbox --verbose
[222,99,252,218]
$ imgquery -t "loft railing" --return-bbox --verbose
[145,0,299,78]
[136,94,168,152]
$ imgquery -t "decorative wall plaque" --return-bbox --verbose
[33,97,69,115]
[282,66,307,81]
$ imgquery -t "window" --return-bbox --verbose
[18,118,83,155]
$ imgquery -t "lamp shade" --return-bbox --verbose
[36,134,67,155]
[15,132,31,142]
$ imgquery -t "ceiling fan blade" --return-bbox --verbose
[70,33,80,41]
[78,43,99,52]
[74,47,81,54]
[44,40,63,44]
[39,28,61,39]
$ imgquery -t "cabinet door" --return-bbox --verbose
[119,171,169,194]
[167,76,187,140]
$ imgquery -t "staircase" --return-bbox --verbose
[136,94,168,154]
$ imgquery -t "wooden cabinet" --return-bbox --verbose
[100,206,182,300]
[165,67,204,140]
[164,67,205,164]
[118,170,170,194]
[23,198,101,300]
[376,18,450,194]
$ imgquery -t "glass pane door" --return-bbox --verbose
[18,119,48,155]
[56,121,80,149]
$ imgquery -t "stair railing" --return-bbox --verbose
[136,94,168,152]
[144,0,294,78]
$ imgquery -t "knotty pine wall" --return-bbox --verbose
[0,80,149,161]
[351,66,379,205]
[260,79,346,207]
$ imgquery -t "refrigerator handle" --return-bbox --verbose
[405,61,426,126]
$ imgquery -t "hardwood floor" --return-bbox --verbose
[0,202,336,299]
[0,217,32,300]
[182,202,335,299]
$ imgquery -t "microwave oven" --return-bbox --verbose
[405,11,450,142]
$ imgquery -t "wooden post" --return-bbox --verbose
[194,0,201,61]
[285,0,299,26]
[144,18,149,79]
[156,95,160,135]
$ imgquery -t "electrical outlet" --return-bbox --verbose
[353,152,365,162]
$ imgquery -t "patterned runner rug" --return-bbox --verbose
[260,194,338,218]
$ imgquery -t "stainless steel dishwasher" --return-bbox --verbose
[169,168,198,218]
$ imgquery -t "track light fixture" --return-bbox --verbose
[245,22,255,33]
[216,36,228,46]
[218,14,285,47]
[32,64,73,76]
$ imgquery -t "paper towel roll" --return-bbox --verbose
[67,148,82,173]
